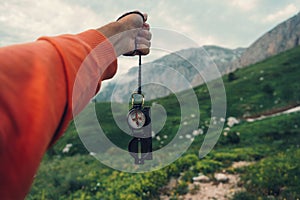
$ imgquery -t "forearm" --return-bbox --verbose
[38,29,118,142]
[0,11,150,199]
[0,30,117,199]
[0,40,68,199]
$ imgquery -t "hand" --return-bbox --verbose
[117,12,151,56]
[97,11,152,56]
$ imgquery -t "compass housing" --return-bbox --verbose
[127,108,146,129]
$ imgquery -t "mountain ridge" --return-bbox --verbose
[95,12,300,102]
[96,45,245,102]
[232,12,300,69]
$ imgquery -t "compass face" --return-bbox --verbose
[127,109,146,129]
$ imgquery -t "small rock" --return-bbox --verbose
[232,161,254,169]
[193,175,210,183]
[214,173,229,183]
[167,177,177,189]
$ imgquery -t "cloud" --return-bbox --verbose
[148,1,220,46]
[229,0,258,11]
[1,0,299,49]
[263,4,298,23]
[0,0,102,46]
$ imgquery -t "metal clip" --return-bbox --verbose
[131,92,145,107]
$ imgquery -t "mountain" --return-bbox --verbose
[95,45,245,102]
[232,12,300,69]
[96,12,300,102]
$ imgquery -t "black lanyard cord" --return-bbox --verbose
[137,54,142,94]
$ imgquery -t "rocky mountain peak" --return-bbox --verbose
[237,12,300,67]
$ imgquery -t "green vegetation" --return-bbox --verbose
[27,46,300,199]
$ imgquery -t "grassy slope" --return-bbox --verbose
[28,46,300,200]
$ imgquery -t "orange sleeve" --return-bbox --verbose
[0,30,117,199]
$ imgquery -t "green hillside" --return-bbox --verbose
[27,46,300,200]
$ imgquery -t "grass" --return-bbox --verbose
[28,46,300,200]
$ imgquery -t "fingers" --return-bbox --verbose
[142,22,150,31]
[117,11,146,30]
[136,36,151,50]
[142,13,148,22]
[135,25,151,55]
[139,28,152,40]
[139,17,150,55]
[116,11,151,56]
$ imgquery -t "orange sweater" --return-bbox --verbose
[0,30,117,199]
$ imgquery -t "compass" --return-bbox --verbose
[127,109,146,129]
[126,56,153,165]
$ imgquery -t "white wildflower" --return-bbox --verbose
[259,77,264,81]
[199,129,204,135]
[66,144,72,148]
[185,134,192,139]
[62,148,69,153]
[192,130,199,136]
[192,129,203,136]
[62,143,73,153]
[156,136,161,141]
[89,152,96,156]
[151,131,156,137]
[163,135,168,139]
[227,117,239,127]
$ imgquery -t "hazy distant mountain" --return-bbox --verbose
[96,12,300,102]
[95,45,245,102]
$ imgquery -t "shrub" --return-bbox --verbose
[174,181,188,195]
[194,159,223,174]
[232,191,256,200]
[181,170,197,182]
[176,154,199,171]
[228,72,238,82]
[219,131,240,145]
[241,149,300,198]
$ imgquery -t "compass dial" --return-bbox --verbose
[127,109,146,129]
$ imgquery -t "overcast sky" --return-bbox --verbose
[1,0,299,48]
[0,0,299,75]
